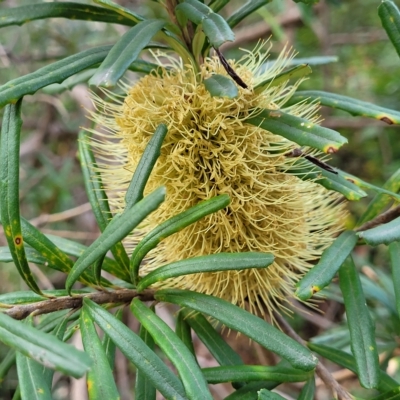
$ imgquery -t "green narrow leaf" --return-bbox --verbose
[287,158,367,200]
[125,124,168,209]
[155,289,318,371]
[224,382,279,400]
[93,0,143,23]
[204,75,239,98]
[389,242,400,318]
[175,0,234,47]
[202,365,312,384]
[308,343,399,392]
[298,377,315,400]
[246,109,347,154]
[288,91,400,125]
[89,19,166,87]
[339,257,379,389]
[358,216,400,246]
[176,312,195,355]
[135,319,157,400]
[80,307,120,400]
[66,187,165,293]
[83,298,186,400]
[295,231,358,300]
[102,308,122,370]
[379,0,400,59]
[0,313,91,378]
[0,46,112,108]
[0,348,16,383]
[358,167,400,226]
[182,309,243,367]
[227,0,272,28]
[137,252,274,291]
[0,3,137,28]
[45,234,125,282]
[130,194,230,284]
[131,298,213,400]
[254,64,312,94]
[78,131,130,276]
[208,0,230,12]
[16,351,52,400]
[257,389,286,400]
[372,386,400,400]
[0,101,41,294]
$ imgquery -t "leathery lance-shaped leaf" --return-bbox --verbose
[227,0,272,28]
[82,298,186,400]
[0,46,111,108]
[176,0,234,47]
[137,252,274,291]
[89,20,166,88]
[131,298,213,400]
[339,257,379,389]
[16,351,52,400]
[66,187,165,293]
[0,289,90,306]
[80,307,120,400]
[0,101,41,294]
[45,234,128,282]
[0,348,16,383]
[102,308,122,370]
[358,216,400,246]
[208,0,230,12]
[182,308,245,389]
[298,377,315,400]
[246,109,347,154]
[389,242,400,318]
[155,289,318,371]
[93,0,143,24]
[254,64,312,94]
[135,318,157,400]
[0,312,91,378]
[78,131,130,275]
[224,382,279,400]
[201,365,312,384]
[204,75,238,98]
[0,2,137,28]
[0,245,46,265]
[295,231,358,300]
[175,312,195,356]
[258,389,286,400]
[379,1,400,59]
[288,90,400,125]
[338,170,400,201]
[287,158,367,201]
[125,124,168,209]
[181,308,243,367]
[372,387,400,400]
[308,343,399,392]
[358,167,400,226]
[130,194,230,284]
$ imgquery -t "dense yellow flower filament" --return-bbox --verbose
[88,44,346,320]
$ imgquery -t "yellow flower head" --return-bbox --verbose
[88,43,346,319]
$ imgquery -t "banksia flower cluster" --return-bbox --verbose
[88,41,346,318]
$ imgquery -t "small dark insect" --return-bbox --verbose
[215,48,248,89]
[286,148,338,174]
[305,155,338,174]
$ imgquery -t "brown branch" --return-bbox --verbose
[355,204,400,233]
[274,313,352,400]
[3,289,156,320]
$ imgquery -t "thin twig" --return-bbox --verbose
[2,289,156,320]
[274,313,352,400]
[355,204,400,232]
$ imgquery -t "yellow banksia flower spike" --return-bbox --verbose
[87,42,346,320]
